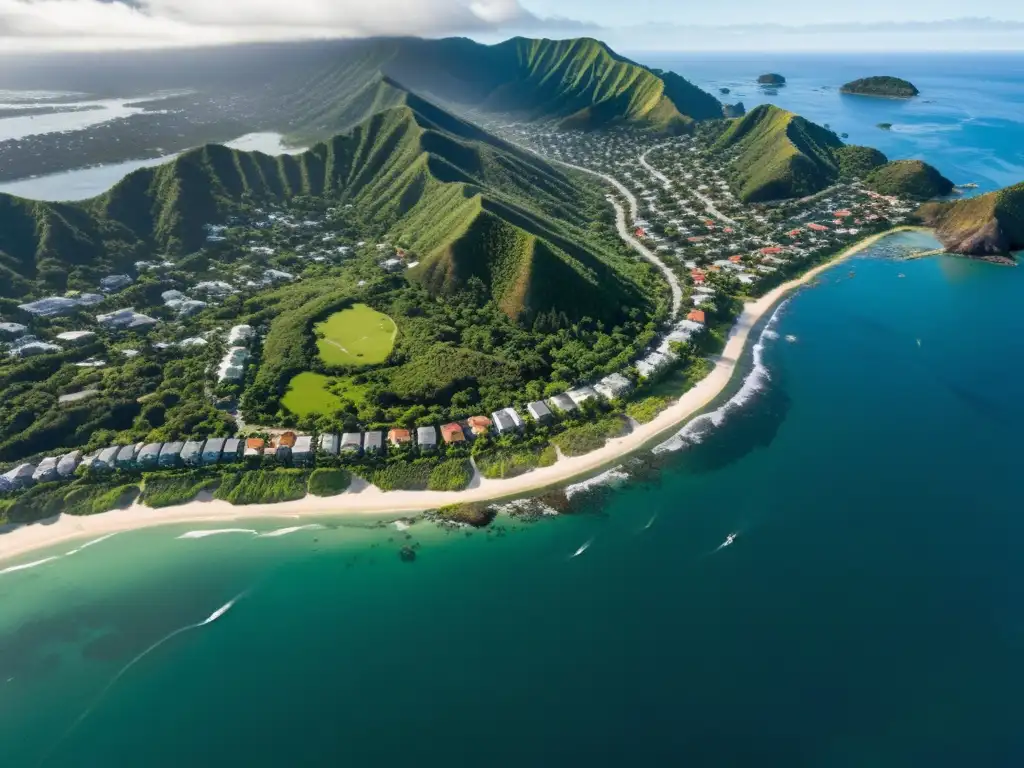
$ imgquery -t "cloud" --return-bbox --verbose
[0,0,597,51]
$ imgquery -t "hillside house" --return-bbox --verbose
[547,393,578,413]
[181,440,204,466]
[32,457,59,484]
[595,373,632,401]
[440,423,466,445]
[417,426,437,452]
[388,429,412,448]
[160,442,185,468]
[319,433,339,455]
[138,443,163,468]
[467,415,493,437]
[244,438,265,458]
[527,400,553,423]
[56,451,82,477]
[341,433,362,454]
[202,438,226,465]
[363,431,384,454]
[292,436,314,464]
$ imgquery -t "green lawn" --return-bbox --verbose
[282,372,368,417]
[315,303,397,367]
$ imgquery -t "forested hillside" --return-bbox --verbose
[917,182,1024,257]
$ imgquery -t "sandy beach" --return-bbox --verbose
[0,227,920,564]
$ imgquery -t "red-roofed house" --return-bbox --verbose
[808,223,829,232]
[760,247,784,255]
[728,255,743,263]
[635,228,647,238]
[724,227,734,234]
[687,310,706,324]
[834,210,853,217]
[440,423,466,444]
[787,228,803,237]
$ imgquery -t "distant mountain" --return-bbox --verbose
[714,104,843,202]
[0,90,648,324]
[916,182,1024,259]
[865,160,954,200]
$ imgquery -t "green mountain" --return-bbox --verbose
[835,145,889,179]
[714,104,844,202]
[274,37,722,138]
[0,91,646,324]
[866,160,954,200]
[916,182,1024,258]
[841,76,919,98]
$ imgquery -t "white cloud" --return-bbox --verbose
[0,0,595,51]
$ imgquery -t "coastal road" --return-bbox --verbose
[640,143,738,226]
[549,156,682,319]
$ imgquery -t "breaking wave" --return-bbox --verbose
[491,498,561,518]
[66,532,120,556]
[257,524,324,538]
[564,466,630,500]
[654,299,789,454]
[0,555,61,576]
[177,528,258,540]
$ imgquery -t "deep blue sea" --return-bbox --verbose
[1,54,1023,767]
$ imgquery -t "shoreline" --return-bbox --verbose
[0,226,923,565]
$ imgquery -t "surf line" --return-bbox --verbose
[40,592,248,765]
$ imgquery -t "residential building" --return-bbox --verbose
[116,444,140,469]
[228,325,255,346]
[96,308,158,330]
[94,446,121,472]
[440,423,466,445]
[595,373,633,401]
[222,438,243,461]
[56,451,82,478]
[340,433,362,454]
[137,443,163,468]
[56,330,96,345]
[466,415,492,437]
[388,428,412,448]
[686,310,706,324]
[492,409,517,435]
[527,400,553,423]
[2,463,36,490]
[244,438,265,458]
[547,393,577,413]
[567,386,598,407]
[32,457,59,484]
[159,442,185,468]
[202,438,226,465]
[0,322,27,338]
[180,440,204,466]
[319,433,340,455]
[292,436,314,464]
[100,274,133,292]
[417,426,438,451]
[278,432,297,448]
[363,431,384,454]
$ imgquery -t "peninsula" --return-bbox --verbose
[916,182,1024,260]
[841,76,919,98]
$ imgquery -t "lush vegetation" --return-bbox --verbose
[433,503,496,528]
[307,468,352,496]
[552,415,630,457]
[427,459,474,491]
[141,471,220,508]
[281,372,345,418]
[625,396,672,424]
[1,479,140,524]
[314,304,396,366]
[841,76,919,98]
[215,469,308,505]
[835,145,889,179]
[715,104,843,202]
[365,460,435,491]
[917,181,1024,256]
[475,444,557,479]
[866,160,954,200]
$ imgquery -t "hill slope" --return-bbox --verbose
[866,160,954,200]
[0,92,647,324]
[916,182,1024,258]
[714,104,844,202]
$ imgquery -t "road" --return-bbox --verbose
[639,143,739,226]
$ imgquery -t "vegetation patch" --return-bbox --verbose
[475,444,557,479]
[553,415,630,457]
[216,469,308,505]
[281,372,344,417]
[63,482,140,517]
[626,396,673,424]
[427,459,474,491]
[370,460,436,491]
[141,471,220,508]
[315,303,397,367]
[307,468,352,497]
[433,503,497,528]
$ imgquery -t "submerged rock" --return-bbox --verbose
[399,546,416,563]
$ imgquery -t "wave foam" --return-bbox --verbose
[0,555,61,576]
[655,299,789,454]
[257,524,323,538]
[393,521,411,531]
[564,466,630,500]
[66,532,120,556]
[177,529,258,540]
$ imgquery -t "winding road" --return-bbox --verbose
[639,143,738,226]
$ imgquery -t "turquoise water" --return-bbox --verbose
[3,55,1024,767]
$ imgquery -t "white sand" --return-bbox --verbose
[0,228,915,564]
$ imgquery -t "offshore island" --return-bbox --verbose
[841,76,920,98]
[1,37,1021,561]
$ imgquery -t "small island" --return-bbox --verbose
[758,73,786,86]
[719,87,731,95]
[877,123,893,131]
[841,76,919,98]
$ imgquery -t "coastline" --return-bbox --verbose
[0,227,921,565]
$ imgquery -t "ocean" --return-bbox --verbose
[2,54,1024,767]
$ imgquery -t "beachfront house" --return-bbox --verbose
[388,429,412,448]
[595,373,633,401]
[116,444,140,469]
[440,423,466,445]
[56,330,96,345]
[292,436,314,464]
[222,438,243,462]
[466,415,492,437]
[138,443,163,468]
[319,433,339,455]
[2,463,36,490]
[491,409,517,435]
[567,386,598,408]
[180,440,204,467]
[202,438,226,465]
[56,451,82,478]
[686,310,706,325]
[363,431,384,454]
[547,393,577,414]
[341,433,363,454]
[159,442,185,469]
[91,446,120,473]
[417,426,438,452]
[527,400,553,424]
[244,438,265,458]
[32,457,59,484]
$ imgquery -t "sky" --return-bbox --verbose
[0,0,1021,53]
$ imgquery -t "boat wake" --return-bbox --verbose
[654,299,789,454]
[257,524,323,538]
[569,538,594,559]
[714,531,739,552]
[641,513,658,532]
[42,592,248,763]
[177,528,258,539]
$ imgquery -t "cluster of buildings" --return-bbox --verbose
[216,325,256,383]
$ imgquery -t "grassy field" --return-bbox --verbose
[281,372,343,417]
[315,303,397,367]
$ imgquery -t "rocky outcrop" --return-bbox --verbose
[916,181,1024,261]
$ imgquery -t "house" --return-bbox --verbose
[227,325,255,346]
[244,438,265,458]
[319,433,339,455]
[56,450,82,477]
[567,386,598,407]
[417,426,438,451]
[96,308,158,330]
[18,296,81,317]
[56,330,96,345]
[264,445,279,461]
[388,428,412,448]
[8,341,62,358]
[100,274,133,292]
[637,351,671,379]
[595,373,633,401]
[159,441,185,468]
[341,433,362,454]
[807,223,829,232]
[686,310,706,324]
[760,247,784,255]
[492,410,517,434]
[222,438,243,461]
[202,438,226,465]
[32,457,59,484]
[466,415,492,437]
[278,432,297,448]
[363,431,384,454]
[217,347,251,382]
[692,273,706,286]
[94,446,121,472]
[180,440,204,466]
[116,444,140,469]
[2,463,36,490]
[547,393,577,414]
[527,400,553,423]
[137,443,162,468]
[292,436,314,464]
[0,322,27,339]
[440,423,466,444]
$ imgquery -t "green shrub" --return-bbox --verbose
[475,444,557,479]
[371,460,435,491]
[553,416,630,457]
[308,468,352,497]
[625,396,672,424]
[216,469,308,505]
[427,459,474,491]
[63,483,140,516]
[141,471,220,508]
